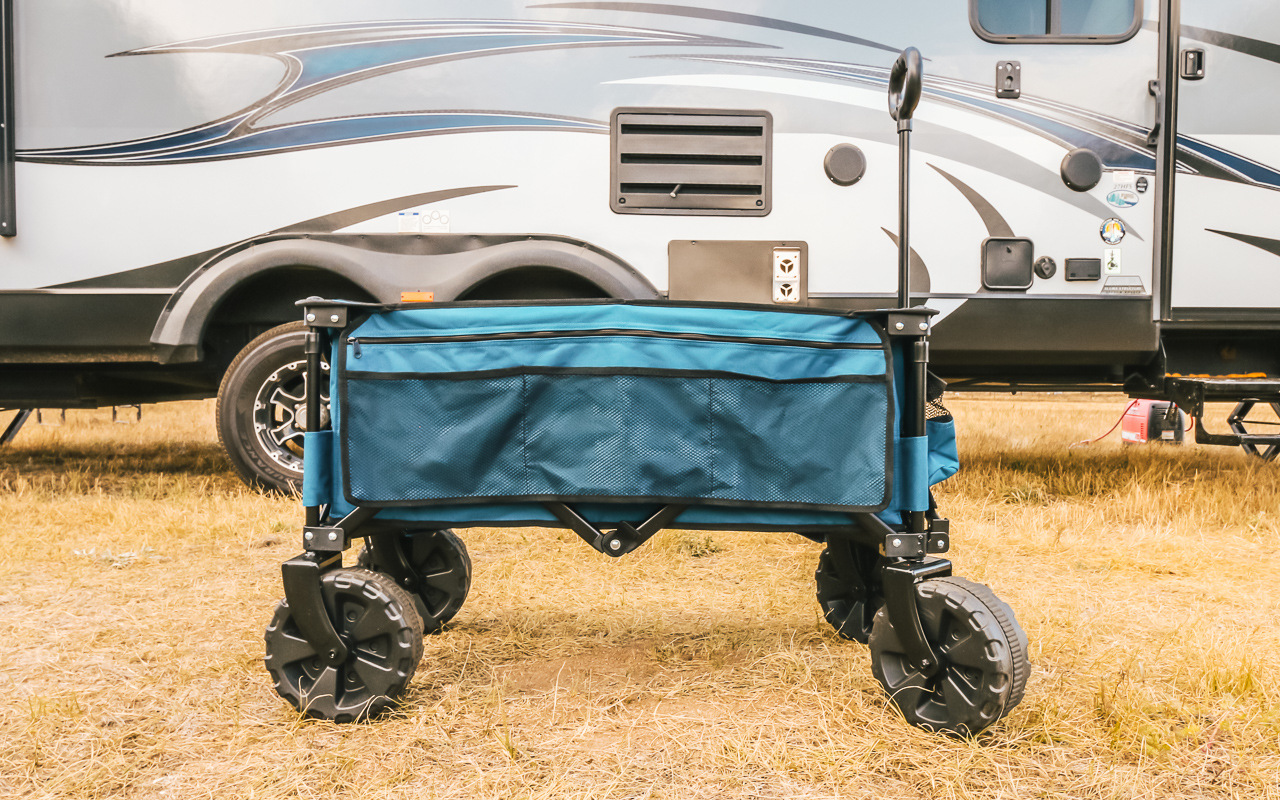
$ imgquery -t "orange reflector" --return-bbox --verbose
[400,291,435,303]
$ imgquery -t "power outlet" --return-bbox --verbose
[773,281,800,303]
[773,248,801,281]
[773,247,802,304]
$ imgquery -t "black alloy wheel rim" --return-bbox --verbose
[251,357,329,474]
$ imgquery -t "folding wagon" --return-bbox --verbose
[262,50,1029,735]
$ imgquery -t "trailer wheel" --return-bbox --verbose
[217,322,327,492]
[868,576,1029,736]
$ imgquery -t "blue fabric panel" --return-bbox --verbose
[325,498,855,529]
[350,303,883,345]
[348,336,885,382]
[927,418,960,485]
[302,430,333,507]
[342,372,890,509]
[894,435,930,512]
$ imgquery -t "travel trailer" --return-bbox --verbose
[2,0,1278,489]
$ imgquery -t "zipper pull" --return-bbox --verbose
[349,337,362,358]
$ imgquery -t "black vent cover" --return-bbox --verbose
[611,108,772,216]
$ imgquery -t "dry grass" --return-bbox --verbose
[0,396,1278,799]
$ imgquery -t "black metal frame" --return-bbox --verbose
[1157,377,1280,454]
[1,408,30,445]
[0,0,15,237]
[277,49,954,683]
[1151,0,1181,322]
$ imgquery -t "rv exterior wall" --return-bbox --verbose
[0,0,1276,406]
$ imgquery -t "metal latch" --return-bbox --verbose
[1180,48,1205,80]
[996,60,1020,99]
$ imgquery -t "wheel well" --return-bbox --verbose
[202,266,375,374]
[458,266,611,301]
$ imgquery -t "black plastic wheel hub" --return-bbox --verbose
[265,568,424,722]
[358,529,472,634]
[814,540,883,644]
[869,576,1028,736]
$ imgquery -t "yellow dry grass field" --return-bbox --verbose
[1,395,1278,799]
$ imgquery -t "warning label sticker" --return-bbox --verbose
[1102,276,1145,295]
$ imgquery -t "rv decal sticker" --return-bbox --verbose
[1100,218,1126,245]
[14,14,1280,197]
[1106,190,1139,208]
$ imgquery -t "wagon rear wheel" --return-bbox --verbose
[815,539,883,644]
[869,576,1028,736]
[357,529,472,634]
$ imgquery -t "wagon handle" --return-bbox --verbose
[889,47,923,310]
[888,47,923,128]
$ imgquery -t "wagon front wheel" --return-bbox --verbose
[264,568,424,722]
[868,576,1028,736]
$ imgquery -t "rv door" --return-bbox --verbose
[1166,3,1280,322]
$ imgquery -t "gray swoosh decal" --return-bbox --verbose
[1207,229,1280,259]
[880,228,930,293]
[276,185,515,234]
[531,2,905,55]
[54,185,514,289]
[22,20,753,165]
[928,164,1016,238]
[1142,20,1280,65]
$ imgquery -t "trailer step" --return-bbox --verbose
[1,409,32,445]
[1158,377,1280,456]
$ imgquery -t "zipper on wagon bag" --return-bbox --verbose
[344,328,881,351]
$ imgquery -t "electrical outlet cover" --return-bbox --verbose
[773,281,800,303]
[773,248,801,281]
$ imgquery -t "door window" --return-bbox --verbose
[971,0,1142,42]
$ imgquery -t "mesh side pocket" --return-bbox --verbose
[926,397,953,422]
[344,376,527,503]
[710,378,889,507]
[523,374,715,499]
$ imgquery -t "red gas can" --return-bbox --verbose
[1121,399,1186,444]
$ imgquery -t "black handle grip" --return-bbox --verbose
[888,47,923,124]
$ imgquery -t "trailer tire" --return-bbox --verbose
[217,322,326,493]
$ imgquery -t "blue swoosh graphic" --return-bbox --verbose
[658,54,1280,191]
[19,19,754,165]
[121,114,606,163]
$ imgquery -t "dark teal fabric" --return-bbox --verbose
[894,435,929,512]
[927,418,960,485]
[336,303,893,512]
[302,430,333,507]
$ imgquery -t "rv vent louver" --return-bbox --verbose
[611,109,772,216]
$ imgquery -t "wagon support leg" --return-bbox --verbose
[280,551,347,666]
[545,502,687,557]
